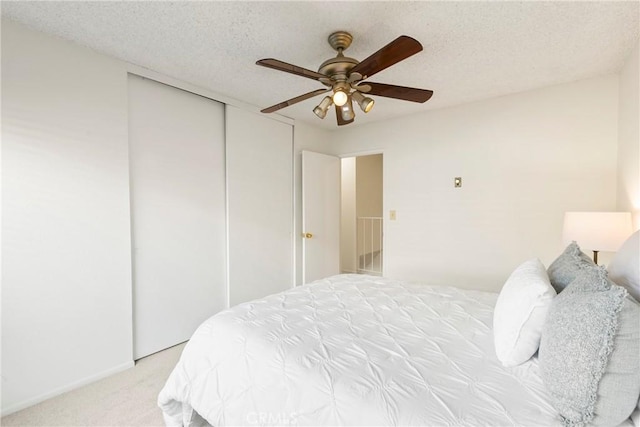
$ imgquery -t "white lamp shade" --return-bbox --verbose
[562,212,633,252]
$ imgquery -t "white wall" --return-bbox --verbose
[2,20,133,413]
[617,39,640,229]
[331,75,620,291]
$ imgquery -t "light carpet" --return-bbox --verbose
[2,342,186,426]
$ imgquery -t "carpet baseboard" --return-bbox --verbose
[1,360,135,417]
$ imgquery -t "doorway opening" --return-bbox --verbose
[340,153,383,276]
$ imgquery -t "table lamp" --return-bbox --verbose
[562,212,633,264]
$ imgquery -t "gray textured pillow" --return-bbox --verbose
[547,241,595,293]
[539,266,640,426]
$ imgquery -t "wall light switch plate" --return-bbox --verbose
[454,177,462,188]
[390,210,397,221]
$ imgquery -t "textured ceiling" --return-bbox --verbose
[2,1,639,130]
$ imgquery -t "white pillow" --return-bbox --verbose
[608,230,639,302]
[493,258,557,367]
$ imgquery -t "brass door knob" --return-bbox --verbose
[303,232,313,239]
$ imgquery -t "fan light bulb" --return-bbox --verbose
[332,89,348,107]
[313,96,333,119]
[341,99,355,121]
[352,91,375,113]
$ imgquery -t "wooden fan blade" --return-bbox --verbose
[335,104,354,126]
[350,36,422,79]
[257,58,326,81]
[365,82,433,103]
[261,88,330,113]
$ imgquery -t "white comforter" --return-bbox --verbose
[158,274,561,426]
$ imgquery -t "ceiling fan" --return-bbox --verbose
[256,31,434,126]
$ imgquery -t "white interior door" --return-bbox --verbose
[302,151,341,283]
[128,75,226,359]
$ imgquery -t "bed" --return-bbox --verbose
[157,272,634,426]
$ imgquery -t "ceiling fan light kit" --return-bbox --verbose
[352,91,374,113]
[256,31,434,126]
[313,96,333,119]
[340,98,355,121]
[332,87,349,107]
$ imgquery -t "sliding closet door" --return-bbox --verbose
[226,106,293,306]
[128,75,226,359]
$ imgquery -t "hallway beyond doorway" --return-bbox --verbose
[340,153,383,276]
